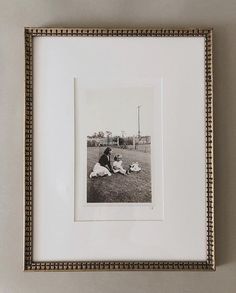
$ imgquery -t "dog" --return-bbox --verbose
[128,162,141,173]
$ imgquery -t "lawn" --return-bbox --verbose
[87,147,151,203]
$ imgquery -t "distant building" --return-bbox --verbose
[138,136,151,144]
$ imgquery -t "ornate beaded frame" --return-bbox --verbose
[24,28,215,271]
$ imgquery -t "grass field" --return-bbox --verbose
[125,144,151,153]
[87,147,151,203]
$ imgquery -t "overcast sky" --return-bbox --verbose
[85,86,154,137]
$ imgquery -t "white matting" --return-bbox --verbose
[33,37,206,261]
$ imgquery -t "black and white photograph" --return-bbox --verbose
[86,86,154,203]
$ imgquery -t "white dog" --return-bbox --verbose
[129,162,141,172]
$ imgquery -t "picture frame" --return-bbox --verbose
[24,27,215,271]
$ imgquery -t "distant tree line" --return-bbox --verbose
[87,132,150,147]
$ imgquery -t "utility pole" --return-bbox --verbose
[137,105,141,138]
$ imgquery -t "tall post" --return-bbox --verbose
[137,105,141,138]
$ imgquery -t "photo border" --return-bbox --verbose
[24,27,215,271]
[74,77,164,221]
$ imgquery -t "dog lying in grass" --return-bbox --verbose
[127,162,141,174]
